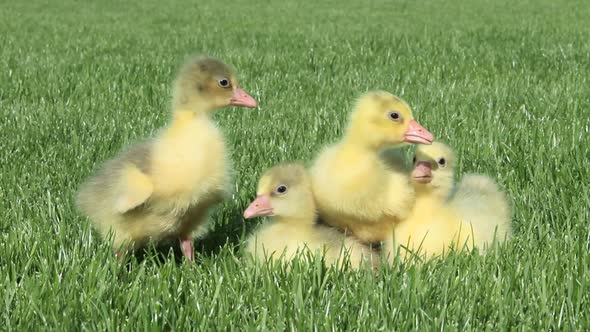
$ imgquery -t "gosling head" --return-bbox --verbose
[243,163,316,224]
[411,142,456,199]
[346,91,434,150]
[172,55,257,112]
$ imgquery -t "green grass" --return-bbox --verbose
[1,0,589,329]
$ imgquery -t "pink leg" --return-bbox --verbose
[180,237,194,261]
[115,250,125,262]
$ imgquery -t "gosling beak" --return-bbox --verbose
[412,161,433,183]
[404,120,434,145]
[243,195,274,219]
[230,87,257,108]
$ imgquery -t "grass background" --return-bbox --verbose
[1,0,589,329]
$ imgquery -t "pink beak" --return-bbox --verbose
[243,195,274,219]
[412,161,433,183]
[404,120,434,145]
[230,87,257,108]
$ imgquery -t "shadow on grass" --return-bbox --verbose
[129,205,258,266]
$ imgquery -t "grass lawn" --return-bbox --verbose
[1,0,589,329]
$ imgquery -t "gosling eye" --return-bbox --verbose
[388,111,401,122]
[438,158,446,167]
[218,78,231,88]
[275,185,288,195]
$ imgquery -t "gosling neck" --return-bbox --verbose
[172,108,208,123]
[414,184,450,205]
[169,99,218,129]
[273,212,317,226]
[342,126,382,153]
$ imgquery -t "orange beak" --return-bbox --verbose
[243,195,274,219]
[229,87,257,108]
[412,161,433,183]
[404,120,434,145]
